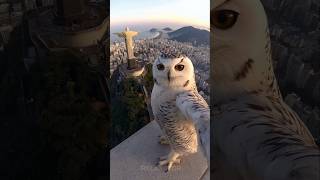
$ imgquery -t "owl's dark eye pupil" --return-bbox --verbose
[175,64,184,71]
[211,9,239,30]
[157,64,165,70]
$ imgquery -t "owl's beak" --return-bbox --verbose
[167,70,171,82]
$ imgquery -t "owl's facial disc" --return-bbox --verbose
[212,0,273,102]
[212,0,270,79]
[212,0,243,82]
[152,56,195,88]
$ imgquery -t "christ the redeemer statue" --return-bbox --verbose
[114,27,139,70]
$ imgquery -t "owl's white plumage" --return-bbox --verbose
[151,55,210,171]
[212,0,281,103]
[212,0,320,179]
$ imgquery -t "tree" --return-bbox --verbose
[29,50,109,180]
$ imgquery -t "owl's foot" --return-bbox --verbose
[158,135,170,145]
[157,151,181,172]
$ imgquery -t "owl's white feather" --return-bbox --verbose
[176,91,210,162]
[151,55,210,171]
[212,0,320,179]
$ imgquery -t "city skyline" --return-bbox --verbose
[110,0,210,29]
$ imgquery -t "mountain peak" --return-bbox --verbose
[168,26,209,46]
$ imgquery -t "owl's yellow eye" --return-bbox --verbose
[211,9,239,30]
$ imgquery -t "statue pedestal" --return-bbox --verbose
[127,58,139,70]
[119,63,145,78]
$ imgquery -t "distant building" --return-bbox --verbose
[110,38,210,101]
[24,0,54,11]
[0,0,24,25]
[29,0,107,49]
[24,0,36,11]
[0,0,22,47]
[0,25,12,44]
[28,0,108,66]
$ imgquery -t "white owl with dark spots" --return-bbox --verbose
[211,0,320,179]
[151,53,210,172]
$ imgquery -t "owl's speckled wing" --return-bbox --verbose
[176,90,210,160]
[213,93,320,180]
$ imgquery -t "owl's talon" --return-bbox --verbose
[167,161,173,171]
[158,135,170,145]
[160,155,181,161]
[157,151,181,172]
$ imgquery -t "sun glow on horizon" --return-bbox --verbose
[111,0,210,29]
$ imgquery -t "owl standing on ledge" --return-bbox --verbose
[151,53,210,172]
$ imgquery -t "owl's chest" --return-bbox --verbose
[151,88,184,121]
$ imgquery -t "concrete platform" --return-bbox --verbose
[110,120,209,180]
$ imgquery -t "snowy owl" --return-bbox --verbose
[212,0,320,179]
[151,53,210,172]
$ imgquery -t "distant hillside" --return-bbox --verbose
[168,26,209,46]
[163,27,172,31]
[149,28,158,32]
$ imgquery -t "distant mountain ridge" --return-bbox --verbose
[163,27,172,31]
[149,27,173,32]
[168,26,209,46]
[149,28,158,32]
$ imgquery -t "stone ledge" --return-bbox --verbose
[110,120,209,180]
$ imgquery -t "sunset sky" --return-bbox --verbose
[110,0,210,29]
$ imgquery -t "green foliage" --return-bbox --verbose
[122,78,146,119]
[110,77,149,148]
[29,51,108,180]
[143,63,154,94]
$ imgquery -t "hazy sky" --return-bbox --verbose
[110,0,210,29]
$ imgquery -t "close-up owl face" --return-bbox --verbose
[212,0,269,81]
[152,56,195,89]
[211,0,272,101]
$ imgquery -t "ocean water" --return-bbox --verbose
[110,23,183,42]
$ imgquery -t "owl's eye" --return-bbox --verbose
[157,64,165,71]
[175,64,184,71]
[211,9,239,30]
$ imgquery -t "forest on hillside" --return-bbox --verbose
[0,28,109,179]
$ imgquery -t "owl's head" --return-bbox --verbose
[212,0,274,102]
[152,55,196,89]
